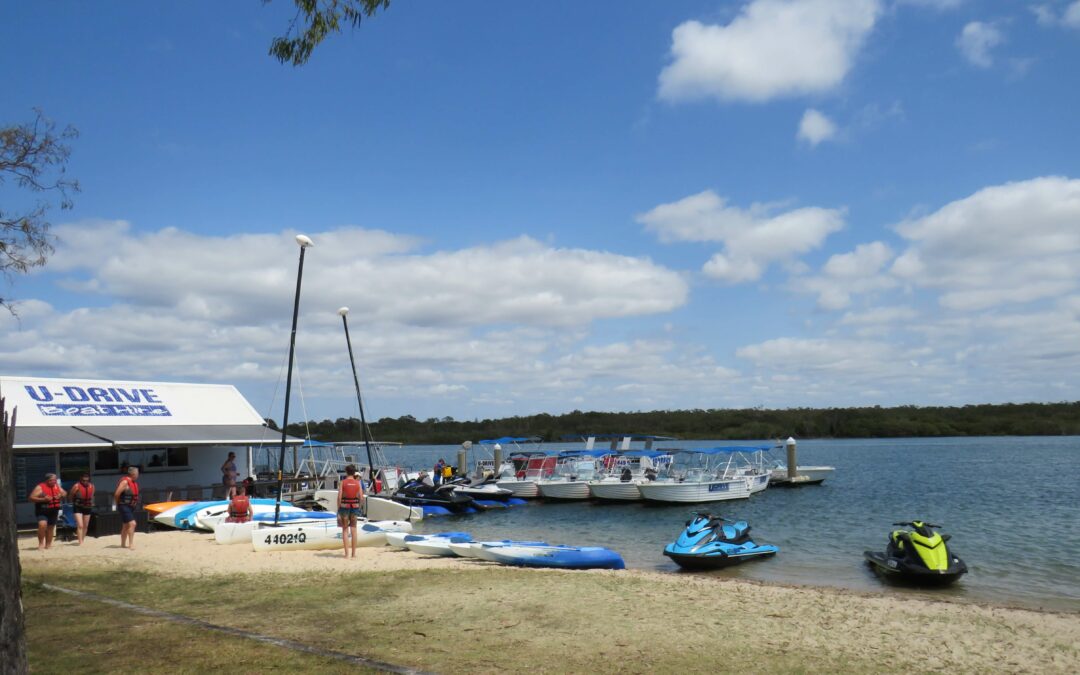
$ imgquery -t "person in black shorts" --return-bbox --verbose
[114,466,141,550]
[69,472,96,545]
[29,473,66,550]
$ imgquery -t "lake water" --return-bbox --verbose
[380,437,1080,612]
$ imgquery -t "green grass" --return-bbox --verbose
[23,582,379,674]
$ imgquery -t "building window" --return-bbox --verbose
[95,447,191,472]
[95,449,119,471]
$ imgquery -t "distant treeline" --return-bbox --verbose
[279,401,1080,445]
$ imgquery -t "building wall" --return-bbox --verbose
[13,445,256,526]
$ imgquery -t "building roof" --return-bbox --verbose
[10,424,303,451]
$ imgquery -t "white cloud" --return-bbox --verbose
[5,220,709,419]
[45,222,688,328]
[797,109,838,146]
[957,21,1004,68]
[638,191,845,283]
[896,0,965,9]
[892,176,1080,310]
[1066,1,1080,27]
[658,0,882,103]
[793,241,897,309]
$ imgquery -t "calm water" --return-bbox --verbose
[381,437,1080,612]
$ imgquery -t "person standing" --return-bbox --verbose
[114,466,140,550]
[28,473,66,550]
[433,458,445,486]
[225,483,253,523]
[221,451,239,498]
[337,465,365,559]
[68,473,96,545]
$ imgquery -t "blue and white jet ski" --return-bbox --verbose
[663,512,778,570]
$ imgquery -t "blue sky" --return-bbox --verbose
[3,0,1080,424]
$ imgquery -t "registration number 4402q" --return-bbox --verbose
[264,532,307,545]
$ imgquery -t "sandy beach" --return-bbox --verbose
[18,530,1080,673]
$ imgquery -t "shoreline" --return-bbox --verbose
[17,530,1079,617]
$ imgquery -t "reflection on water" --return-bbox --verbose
[383,437,1080,612]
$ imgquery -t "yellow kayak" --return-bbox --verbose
[144,500,194,515]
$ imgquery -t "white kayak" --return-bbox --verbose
[250,520,414,552]
[152,503,190,529]
[365,496,422,521]
[405,534,473,557]
[197,503,308,531]
[449,540,548,560]
[386,530,471,549]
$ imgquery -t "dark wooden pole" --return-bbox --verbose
[274,236,312,525]
[0,394,29,674]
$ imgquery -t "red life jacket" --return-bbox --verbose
[228,494,251,518]
[340,477,363,508]
[117,477,140,506]
[38,482,63,509]
[72,482,95,508]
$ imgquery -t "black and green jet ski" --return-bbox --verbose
[865,520,967,586]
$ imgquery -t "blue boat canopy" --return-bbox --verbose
[676,446,772,455]
[478,436,541,445]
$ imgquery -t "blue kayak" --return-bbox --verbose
[485,544,625,570]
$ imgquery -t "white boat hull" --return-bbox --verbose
[745,473,771,494]
[536,480,591,500]
[588,480,642,501]
[365,496,422,521]
[494,479,540,498]
[637,478,751,503]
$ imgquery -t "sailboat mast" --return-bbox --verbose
[338,307,376,483]
[274,235,313,525]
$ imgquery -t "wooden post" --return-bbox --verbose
[492,444,503,479]
[0,394,29,674]
[785,436,798,480]
[456,447,467,479]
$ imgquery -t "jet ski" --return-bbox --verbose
[864,520,967,586]
[391,478,476,513]
[663,512,778,570]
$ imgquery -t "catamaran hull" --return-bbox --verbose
[637,480,750,503]
[537,481,591,500]
[251,521,413,552]
[365,496,422,521]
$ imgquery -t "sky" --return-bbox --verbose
[3,0,1080,424]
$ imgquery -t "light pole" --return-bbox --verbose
[338,307,376,491]
[274,234,313,525]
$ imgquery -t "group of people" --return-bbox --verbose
[432,458,454,485]
[27,466,142,551]
[27,452,372,561]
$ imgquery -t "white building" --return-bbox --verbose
[1,375,302,525]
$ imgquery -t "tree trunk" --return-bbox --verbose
[0,395,28,674]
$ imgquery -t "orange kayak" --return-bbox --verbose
[144,500,194,515]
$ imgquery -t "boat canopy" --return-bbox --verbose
[557,449,616,458]
[677,446,772,455]
[621,450,673,458]
[559,433,677,442]
[478,436,541,445]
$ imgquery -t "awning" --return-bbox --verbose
[10,424,303,450]
[10,427,114,451]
